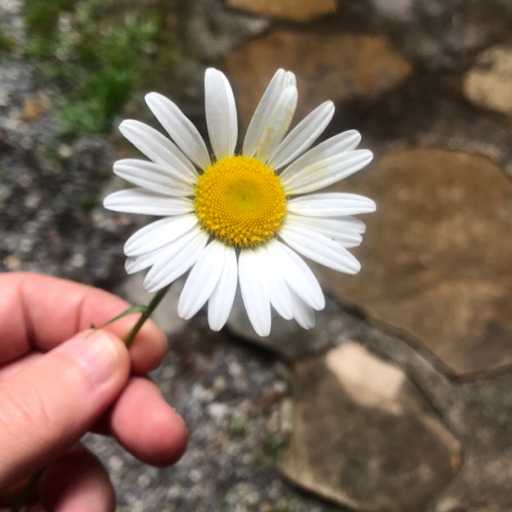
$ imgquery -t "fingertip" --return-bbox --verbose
[109,377,188,466]
[144,403,188,467]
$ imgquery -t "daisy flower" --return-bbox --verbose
[104,68,375,336]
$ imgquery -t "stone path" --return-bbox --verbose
[2,0,512,510]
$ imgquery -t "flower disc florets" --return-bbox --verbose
[194,155,286,248]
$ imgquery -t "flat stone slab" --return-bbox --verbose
[280,343,461,512]
[225,30,411,124]
[464,44,512,116]
[226,0,337,22]
[361,325,512,512]
[317,148,512,376]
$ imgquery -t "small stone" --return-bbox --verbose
[225,30,411,124]
[0,89,9,107]
[3,254,20,270]
[208,402,229,422]
[58,144,72,159]
[108,455,124,473]
[21,93,51,123]
[19,237,33,252]
[70,252,85,268]
[137,474,151,489]
[226,0,337,22]
[317,149,512,375]
[463,44,512,116]
[370,0,413,22]
[280,343,461,512]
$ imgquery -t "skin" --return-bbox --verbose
[0,273,188,511]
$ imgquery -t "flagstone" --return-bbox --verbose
[464,44,512,116]
[225,30,411,123]
[226,0,337,22]
[280,343,462,512]
[317,148,512,375]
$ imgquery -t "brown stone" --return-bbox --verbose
[280,343,461,512]
[225,31,411,125]
[463,45,512,116]
[317,149,512,375]
[225,0,337,22]
[22,93,51,123]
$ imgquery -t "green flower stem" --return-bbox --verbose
[123,284,170,347]
[10,470,42,512]
[10,285,171,512]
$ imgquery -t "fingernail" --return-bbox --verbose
[64,330,123,386]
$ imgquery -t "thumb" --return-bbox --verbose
[0,330,129,488]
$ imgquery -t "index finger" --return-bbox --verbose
[0,272,167,371]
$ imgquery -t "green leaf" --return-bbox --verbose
[90,305,148,330]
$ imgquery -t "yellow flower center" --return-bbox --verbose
[194,156,286,248]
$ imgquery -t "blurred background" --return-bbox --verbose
[1,0,512,511]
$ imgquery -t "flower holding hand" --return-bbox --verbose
[0,273,187,512]
[1,66,375,511]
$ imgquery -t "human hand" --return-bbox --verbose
[0,273,188,511]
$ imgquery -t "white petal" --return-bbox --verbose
[282,150,373,195]
[289,290,316,329]
[119,120,198,184]
[284,215,363,248]
[279,130,362,182]
[145,92,211,170]
[267,101,335,170]
[243,69,296,159]
[279,225,361,274]
[287,192,376,216]
[268,282,294,320]
[125,247,162,274]
[263,247,294,320]
[286,213,366,235]
[124,214,198,256]
[238,248,271,336]
[252,86,298,163]
[113,159,195,196]
[143,227,209,293]
[208,246,238,331]
[205,68,237,160]
[178,240,226,319]
[103,189,194,216]
[293,214,366,235]
[267,240,325,310]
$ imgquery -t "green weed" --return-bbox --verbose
[261,434,285,461]
[229,417,249,438]
[22,0,169,138]
[0,27,15,52]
